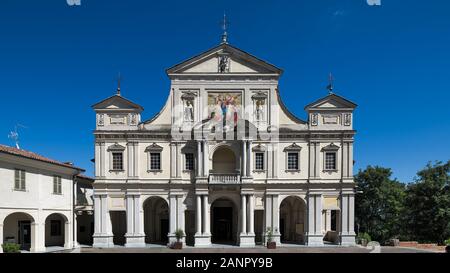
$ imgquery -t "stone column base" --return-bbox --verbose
[239,233,256,247]
[306,234,324,246]
[194,234,211,247]
[125,233,146,248]
[93,233,114,248]
[340,233,356,246]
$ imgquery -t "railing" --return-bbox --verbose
[209,173,241,184]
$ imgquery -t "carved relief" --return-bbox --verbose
[323,115,339,125]
[98,114,104,126]
[311,113,318,126]
[344,113,352,126]
[218,54,230,73]
[110,114,126,125]
[129,113,138,125]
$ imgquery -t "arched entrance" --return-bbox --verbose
[143,196,169,245]
[211,198,238,245]
[45,213,69,248]
[3,212,35,251]
[212,146,238,173]
[280,196,306,244]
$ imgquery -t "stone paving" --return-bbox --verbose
[56,244,438,254]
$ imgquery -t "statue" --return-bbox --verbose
[255,100,264,121]
[184,100,194,122]
[218,55,229,73]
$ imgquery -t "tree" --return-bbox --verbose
[402,161,450,244]
[355,166,406,243]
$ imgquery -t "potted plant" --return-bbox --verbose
[266,228,276,249]
[357,232,371,247]
[171,229,185,250]
[2,243,21,253]
[445,239,450,253]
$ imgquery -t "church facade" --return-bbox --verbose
[91,40,357,248]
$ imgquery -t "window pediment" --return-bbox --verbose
[321,143,340,152]
[283,143,302,152]
[107,143,125,152]
[145,143,163,152]
[252,144,266,152]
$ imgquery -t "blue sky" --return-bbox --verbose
[0,0,449,182]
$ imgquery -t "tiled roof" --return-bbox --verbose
[0,144,85,172]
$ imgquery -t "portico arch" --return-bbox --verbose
[279,196,307,244]
[3,212,35,251]
[143,196,169,245]
[212,146,238,173]
[45,213,69,248]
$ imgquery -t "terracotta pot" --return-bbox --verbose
[172,242,183,250]
[267,242,276,249]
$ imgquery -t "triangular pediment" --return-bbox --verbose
[166,43,282,75]
[92,95,143,111]
[305,94,357,110]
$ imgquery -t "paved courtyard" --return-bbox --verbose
[56,244,438,254]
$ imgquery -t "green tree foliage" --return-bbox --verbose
[355,166,406,243]
[402,161,450,244]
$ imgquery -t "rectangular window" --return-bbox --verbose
[112,152,123,170]
[14,169,26,191]
[50,220,61,236]
[325,152,337,170]
[287,153,299,170]
[150,153,161,170]
[185,153,194,171]
[255,153,264,171]
[53,176,62,194]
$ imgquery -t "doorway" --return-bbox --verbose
[18,221,31,250]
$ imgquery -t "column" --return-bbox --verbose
[176,143,182,178]
[127,142,134,177]
[95,142,101,177]
[306,193,324,246]
[94,195,101,234]
[248,195,255,235]
[177,195,185,243]
[272,195,280,239]
[169,195,177,235]
[0,224,3,253]
[348,143,354,177]
[197,141,202,177]
[315,195,322,235]
[247,140,253,176]
[242,141,247,177]
[325,210,332,232]
[202,195,210,235]
[195,195,202,235]
[241,195,247,235]
[348,194,355,235]
[314,143,320,178]
[265,195,273,234]
[170,143,176,178]
[100,142,106,177]
[203,141,209,177]
[126,195,134,236]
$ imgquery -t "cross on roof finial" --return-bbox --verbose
[116,72,121,96]
[326,73,334,94]
[221,12,229,44]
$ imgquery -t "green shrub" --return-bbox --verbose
[266,227,274,243]
[2,243,21,253]
[357,232,372,244]
[444,239,450,246]
[174,229,185,242]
